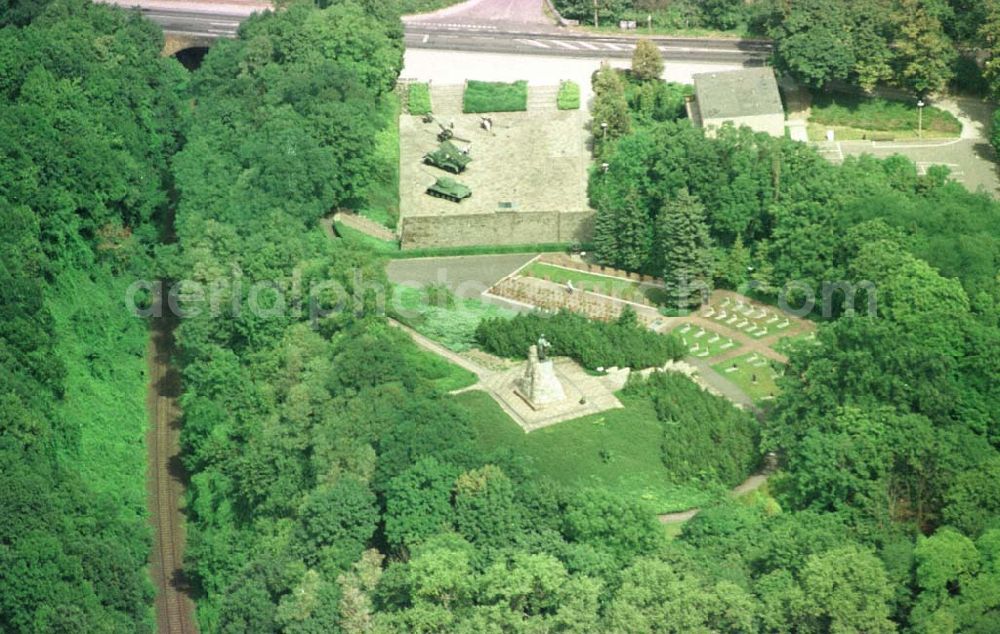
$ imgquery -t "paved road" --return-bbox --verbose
[387,253,537,299]
[100,0,771,63]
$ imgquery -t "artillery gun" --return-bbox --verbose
[425,176,471,203]
[423,114,471,143]
[423,140,472,174]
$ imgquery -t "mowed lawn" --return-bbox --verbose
[453,390,722,513]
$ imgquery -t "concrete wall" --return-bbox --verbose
[703,113,786,138]
[400,211,595,249]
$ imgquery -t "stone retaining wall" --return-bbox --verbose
[400,210,595,249]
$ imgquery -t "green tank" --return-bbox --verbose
[422,140,471,174]
[426,177,471,203]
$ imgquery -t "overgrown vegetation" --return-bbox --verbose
[0,0,187,629]
[556,80,580,109]
[463,79,528,113]
[810,93,961,138]
[476,307,686,370]
[406,81,432,115]
[392,284,517,352]
[358,94,401,227]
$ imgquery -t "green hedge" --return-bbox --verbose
[475,307,685,370]
[407,82,432,115]
[810,94,961,135]
[463,80,528,113]
[557,80,581,110]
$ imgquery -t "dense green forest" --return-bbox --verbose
[557,0,1000,96]
[584,56,1000,632]
[0,0,187,630]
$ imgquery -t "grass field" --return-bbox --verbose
[407,82,431,115]
[557,80,580,110]
[809,94,961,140]
[455,390,723,513]
[333,220,400,253]
[392,284,516,351]
[670,323,740,358]
[402,344,478,392]
[713,353,782,403]
[523,262,667,305]
[359,94,401,228]
[463,80,528,113]
[49,269,150,525]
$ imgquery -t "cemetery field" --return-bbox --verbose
[455,390,723,514]
[670,324,740,359]
[523,262,668,305]
[712,353,782,404]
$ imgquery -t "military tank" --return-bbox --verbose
[423,140,471,174]
[426,177,471,203]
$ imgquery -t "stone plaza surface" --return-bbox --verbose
[399,105,591,219]
[482,357,625,433]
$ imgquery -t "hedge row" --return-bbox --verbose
[475,308,685,370]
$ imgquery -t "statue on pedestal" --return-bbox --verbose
[515,339,566,410]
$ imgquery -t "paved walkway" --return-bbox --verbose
[657,470,770,524]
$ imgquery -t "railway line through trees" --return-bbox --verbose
[147,295,198,634]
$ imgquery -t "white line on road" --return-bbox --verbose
[576,41,600,50]
[603,42,625,51]
[422,33,429,43]
[549,40,579,50]
[515,38,550,48]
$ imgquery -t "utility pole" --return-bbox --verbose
[917,99,925,138]
[593,0,598,28]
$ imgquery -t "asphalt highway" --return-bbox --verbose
[116,2,771,63]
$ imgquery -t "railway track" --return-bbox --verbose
[147,296,198,634]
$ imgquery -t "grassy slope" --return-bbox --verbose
[402,343,478,392]
[49,268,150,524]
[524,261,666,304]
[712,352,781,404]
[455,390,723,513]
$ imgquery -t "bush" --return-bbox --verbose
[474,307,685,370]
[810,94,962,136]
[407,82,432,115]
[625,371,760,486]
[463,80,528,113]
[624,79,692,124]
[557,80,581,110]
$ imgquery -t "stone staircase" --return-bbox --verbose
[527,85,560,111]
[429,84,465,116]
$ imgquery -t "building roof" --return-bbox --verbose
[692,67,783,121]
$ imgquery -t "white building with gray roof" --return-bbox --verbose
[687,67,786,138]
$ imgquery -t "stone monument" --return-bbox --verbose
[515,335,566,410]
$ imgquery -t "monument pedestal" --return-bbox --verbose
[515,345,566,410]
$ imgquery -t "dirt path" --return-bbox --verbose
[147,298,198,634]
[657,471,770,524]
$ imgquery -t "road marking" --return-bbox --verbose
[576,41,600,50]
[603,42,625,51]
[209,21,239,27]
[515,38,550,48]
[422,33,429,43]
[549,40,579,50]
